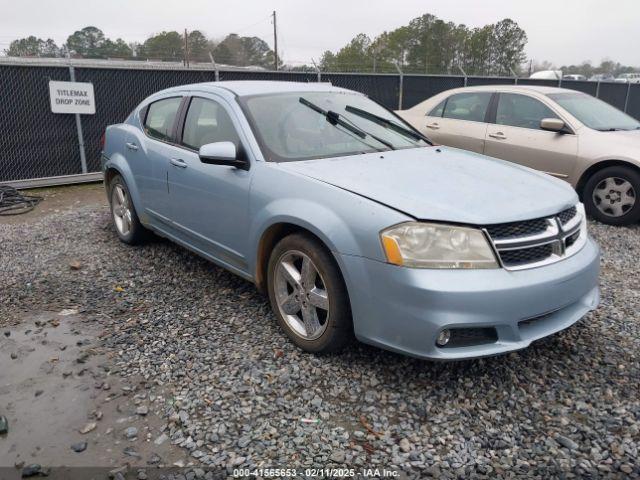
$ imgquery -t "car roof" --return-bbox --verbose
[442,85,572,95]
[162,80,355,97]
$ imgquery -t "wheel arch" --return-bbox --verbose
[102,155,145,220]
[254,221,345,295]
[104,166,120,188]
[576,159,640,199]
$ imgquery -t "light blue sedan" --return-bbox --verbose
[101,81,600,360]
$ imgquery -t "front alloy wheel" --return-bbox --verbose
[274,250,330,341]
[267,233,352,353]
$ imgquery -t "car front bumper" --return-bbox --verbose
[339,236,600,360]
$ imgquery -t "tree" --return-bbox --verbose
[139,31,183,60]
[242,36,278,68]
[213,33,279,68]
[187,30,209,62]
[319,50,337,71]
[63,26,132,58]
[490,19,527,75]
[99,38,132,58]
[5,36,61,57]
[466,26,494,75]
[319,13,529,75]
[66,26,106,58]
[320,33,372,72]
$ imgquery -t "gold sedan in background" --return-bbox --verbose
[397,86,640,225]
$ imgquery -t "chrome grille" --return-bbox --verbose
[499,243,554,266]
[485,218,547,239]
[484,204,586,270]
[558,206,577,225]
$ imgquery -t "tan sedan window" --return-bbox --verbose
[428,99,446,117]
[496,93,559,130]
[442,92,491,122]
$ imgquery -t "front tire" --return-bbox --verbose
[583,166,640,226]
[108,174,148,244]
[267,233,352,353]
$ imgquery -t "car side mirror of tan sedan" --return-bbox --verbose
[540,118,566,133]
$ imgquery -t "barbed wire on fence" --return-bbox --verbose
[0,49,525,77]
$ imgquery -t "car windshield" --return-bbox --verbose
[548,92,640,131]
[239,91,429,162]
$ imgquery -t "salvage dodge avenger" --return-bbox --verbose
[101,81,600,360]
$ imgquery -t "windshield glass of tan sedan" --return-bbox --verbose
[548,92,640,131]
[240,92,428,162]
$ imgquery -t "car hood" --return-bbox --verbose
[602,128,640,144]
[277,146,578,225]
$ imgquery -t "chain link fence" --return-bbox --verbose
[1,59,640,186]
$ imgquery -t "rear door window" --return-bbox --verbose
[442,92,491,122]
[496,93,560,130]
[144,97,182,142]
[428,99,446,117]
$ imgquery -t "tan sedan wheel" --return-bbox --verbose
[584,166,640,225]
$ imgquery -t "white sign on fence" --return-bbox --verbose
[48,81,96,114]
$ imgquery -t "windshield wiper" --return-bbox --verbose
[299,97,394,150]
[345,105,432,144]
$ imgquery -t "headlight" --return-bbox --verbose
[380,222,499,269]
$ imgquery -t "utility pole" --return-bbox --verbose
[184,29,190,67]
[272,11,278,71]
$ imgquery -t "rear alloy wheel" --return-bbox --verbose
[584,166,640,225]
[267,233,352,353]
[108,174,148,244]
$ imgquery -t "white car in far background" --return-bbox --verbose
[615,73,640,83]
[563,74,586,81]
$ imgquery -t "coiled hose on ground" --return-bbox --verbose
[0,185,43,215]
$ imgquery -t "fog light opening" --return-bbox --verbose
[436,329,451,347]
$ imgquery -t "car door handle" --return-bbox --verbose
[426,123,440,130]
[170,158,187,168]
[125,142,139,151]
[488,132,507,140]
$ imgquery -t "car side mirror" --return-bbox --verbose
[540,118,566,133]
[199,141,249,170]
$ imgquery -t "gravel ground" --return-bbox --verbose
[1,192,639,479]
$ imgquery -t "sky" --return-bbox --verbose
[1,0,639,67]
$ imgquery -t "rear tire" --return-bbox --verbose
[267,233,352,353]
[583,166,640,226]
[108,174,148,244]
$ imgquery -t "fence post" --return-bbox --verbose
[457,65,468,87]
[208,52,220,81]
[624,82,631,112]
[311,59,321,83]
[509,67,518,85]
[595,81,601,98]
[394,63,404,110]
[66,55,88,174]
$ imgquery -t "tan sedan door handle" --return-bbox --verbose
[488,132,507,140]
[426,122,440,130]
